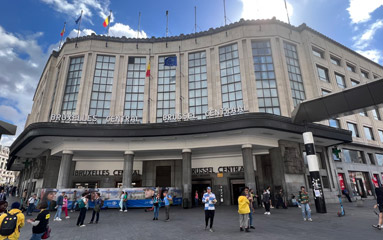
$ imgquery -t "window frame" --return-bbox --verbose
[335,72,346,88]
[312,47,324,59]
[317,65,330,82]
[346,63,356,73]
[363,126,375,141]
[330,55,341,66]
[347,122,359,137]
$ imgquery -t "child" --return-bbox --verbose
[63,195,70,219]
[153,193,161,220]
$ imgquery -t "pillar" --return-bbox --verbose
[242,144,256,191]
[182,149,192,209]
[303,132,327,213]
[56,151,73,189]
[123,151,134,188]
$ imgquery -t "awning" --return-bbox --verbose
[0,120,17,137]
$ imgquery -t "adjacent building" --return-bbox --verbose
[0,145,16,185]
[8,18,383,206]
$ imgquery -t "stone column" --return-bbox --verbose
[123,151,134,188]
[56,151,73,189]
[242,144,256,191]
[182,149,192,209]
[303,132,327,213]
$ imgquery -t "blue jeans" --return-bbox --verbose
[30,232,44,240]
[301,203,311,219]
[27,204,35,215]
[54,205,62,219]
[195,198,198,207]
[249,208,253,226]
[154,206,159,219]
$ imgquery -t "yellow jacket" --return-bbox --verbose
[238,196,250,214]
[0,209,25,240]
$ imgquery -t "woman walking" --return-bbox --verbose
[62,195,69,219]
[153,193,161,220]
[238,191,250,232]
[263,188,271,215]
[27,201,50,240]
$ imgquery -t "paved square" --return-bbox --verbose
[16,199,382,240]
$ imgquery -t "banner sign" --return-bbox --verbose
[338,173,345,190]
[38,187,182,210]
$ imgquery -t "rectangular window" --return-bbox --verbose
[329,118,340,128]
[335,73,346,88]
[157,56,177,122]
[343,149,365,164]
[322,89,331,96]
[188,51,208,119]
[61,57,84,115]
[284,42,305,106]
[378,130,383,142]
[364,126,375,140]
[252,40,280,115]
[368,153,376,165]
[351,79,359,86]
[89,55,115,124]
[219,43,243,109]
[347,122,359,137]
[312,47,324,58]
[372,108,381,120]
[376,154,383,166]
[361,70,369,79]
[330,56,341,66]
[359,111,368,117]
[374,74,380,79]
[125,57,146,121]
[346,63,355,73]
[317,65,330,82]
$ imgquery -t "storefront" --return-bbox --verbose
[348,171,373,198]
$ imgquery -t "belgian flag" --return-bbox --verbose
[103,14,111,28]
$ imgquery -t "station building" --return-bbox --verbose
[8,18,383,206]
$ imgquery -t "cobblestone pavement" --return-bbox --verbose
[11,199,381,240]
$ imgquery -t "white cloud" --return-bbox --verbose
[240,0,293,23]
[0,25,50,147]
[347,0,382,24]
[67,28,96,39]
[353,19,383,49]
[356,49,382,64]
[40,0,110,22]
[109,23,148,38]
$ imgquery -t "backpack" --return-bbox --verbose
[100,199,104,208]
[0,213,18,236]
[77,199,85,209]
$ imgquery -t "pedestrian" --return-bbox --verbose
[62,195,69,219]
[21,189,27,208]
[119,191,128,212]
[276,188,287,209]
[195,190,199,207]
[152,193,161,220]
[54,192,65,221]
[27,201,50,240]
[0,201,7,215]
[202,187,216,232]
[26,194,37,216]
[238,190,250,232]
[373,187,383,229]
[70,190,78,212]
[162,190,172,222]
[0,202,25,240]
[76,193,88,227]
[244,187,255,229]
[89,193,102,224]
[0,190,6,202]
[262,188,271,215]
[298,186,312,222]
[342,189,352,203]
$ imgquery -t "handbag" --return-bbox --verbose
[42,226,51,239]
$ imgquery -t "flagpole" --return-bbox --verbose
[75,10,83,48]
[59,22,66,50]
[284,0,292,34]
[106,10,112,47]
[223,0,227,26]
[136,11,141,49]
[147,48,152,123]
[194,6,197,44]
[166,10,169,48]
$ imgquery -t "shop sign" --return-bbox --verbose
[372,174,379,188]
[74,170,140,177]
[162,106,246,122]
[50,114,140,124]
[192,166,244,175]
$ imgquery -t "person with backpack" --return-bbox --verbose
[89,193,102,224]
[27,201,50,240]
[238,190,250,232]
[76,193,88,227]
[298,186,312,222]
[152,193,161,221]
[26,194,37,216]
[0,202,25,240]
[54,192,64,221]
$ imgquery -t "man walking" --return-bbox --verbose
[70,190,78,212]
[76,193,88,227]
[298,186,312,222]
[162,190,172,222]
[244,187,255,229]
[262,187,271,215]
[26,194,37,216]
[54,192,65,221]
[0,190,6,202]
[202,187,217,232]
[89,193,102,224]
[373,187,383,229]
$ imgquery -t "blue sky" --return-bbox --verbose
[0,0,382,146]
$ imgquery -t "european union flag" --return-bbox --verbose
[164,56,177,66]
